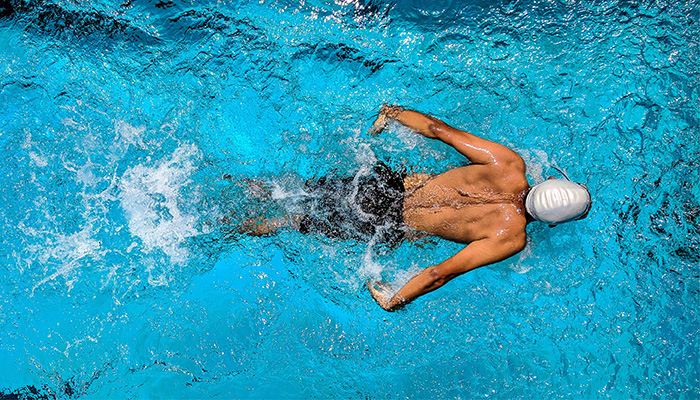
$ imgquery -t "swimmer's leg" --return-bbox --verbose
[218,176,274,226]
[236,214,303,237]
[222,174,271,200]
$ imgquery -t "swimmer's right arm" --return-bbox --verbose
[367,234,526,311]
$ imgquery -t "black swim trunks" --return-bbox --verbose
[298,161,406,246]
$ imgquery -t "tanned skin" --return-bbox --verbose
[366,106,531,311]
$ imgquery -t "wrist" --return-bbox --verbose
[386,294,407,311]
[382,105,405,119]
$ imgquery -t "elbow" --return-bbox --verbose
[427,122,448,138]
[426,267,454,290]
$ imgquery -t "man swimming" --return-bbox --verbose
[235,105,591,311]
[363,105,591,311]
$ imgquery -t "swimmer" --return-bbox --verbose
[364,105,591,311]
[233,105,591,311]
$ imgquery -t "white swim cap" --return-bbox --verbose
[525,179,591,225]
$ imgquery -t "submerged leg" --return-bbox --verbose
[235,214,302,237]
[222,174,272,200]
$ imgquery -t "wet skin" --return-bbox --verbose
[367,106,530,311]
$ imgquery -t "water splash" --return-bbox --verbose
[29,226,102,295]
[519,147,550,184]
[118,143,202,269]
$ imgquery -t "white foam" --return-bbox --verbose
[357,223,392,280]
[118,144,202,268]
[511,240,535,274]
[270,180,308,201]
[346,142,378,222]
[30,227,102,295]
[358,243,383,280]
[109,121,146,162]
[28,152,48,168]
[393,123,422,150]
[75,161,98,186]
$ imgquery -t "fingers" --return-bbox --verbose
[368,104,405,136]
[368,114,387,136]
[365,280,381,297]
[366,280,388,310]
[366,274,401,311]
[366,280,393,307]
[365,279,388,290]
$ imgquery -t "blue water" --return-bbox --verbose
[1,0,698,398]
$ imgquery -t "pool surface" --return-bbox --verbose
[1,0,698,398]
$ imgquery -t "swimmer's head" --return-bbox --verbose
[525,179,591,225]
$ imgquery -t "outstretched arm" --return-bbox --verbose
[367,234,526,311]
[369,105,520,166]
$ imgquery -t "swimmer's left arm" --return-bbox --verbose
[367,235,526,311]
[368,105,520,166]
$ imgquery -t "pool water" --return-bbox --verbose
[1,0,698,398]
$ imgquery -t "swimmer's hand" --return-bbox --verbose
[367,280,402,312]
[368,112,388,136]
[368,104,405,136]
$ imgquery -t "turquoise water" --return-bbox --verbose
[1,0,698,398]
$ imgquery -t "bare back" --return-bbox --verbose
[403,156,529,244]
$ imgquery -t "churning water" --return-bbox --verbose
[0,0,698,398]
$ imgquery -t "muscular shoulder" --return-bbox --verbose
[495,150,526,172]
[491,209,528,253]
[467,154,528,192]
